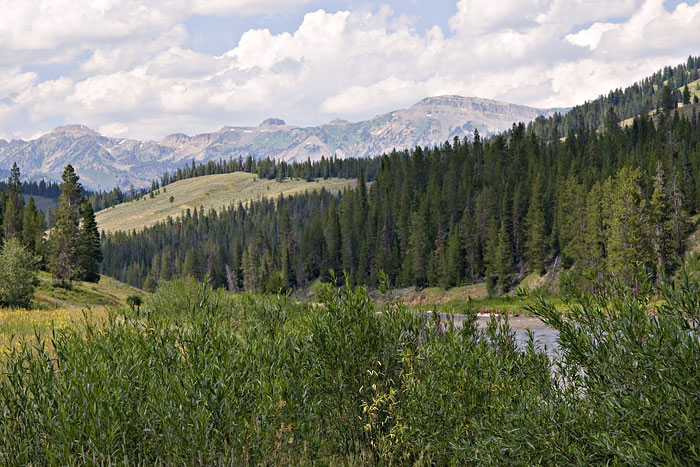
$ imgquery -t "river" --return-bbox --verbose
[437,313,561,357]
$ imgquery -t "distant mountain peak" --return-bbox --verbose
[260,118,286,127]
[328,118,350,125]
[414,95,488,106]
[162,133,190,145]
[1,96,564,190]
[49,124,100,137]
[412,95,549,111]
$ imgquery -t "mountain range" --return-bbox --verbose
[0,96,565,190]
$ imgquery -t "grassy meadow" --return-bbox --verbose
[619,79,700,129]
[95,172,357,233]
[0,271,145,355]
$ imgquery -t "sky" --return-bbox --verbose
[0,0,699,141]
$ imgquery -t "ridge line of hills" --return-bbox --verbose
[0,95,563,191]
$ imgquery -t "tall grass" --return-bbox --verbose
[0,273,698,464]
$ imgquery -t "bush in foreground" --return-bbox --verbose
[0,237,40,308]
[0,272,698,464]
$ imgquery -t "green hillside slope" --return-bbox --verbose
[1,272,145,350]
[33,271,145,309]
[620,77,700,128]
[95,172,357,233]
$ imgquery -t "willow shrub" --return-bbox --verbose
[0,272,699,464]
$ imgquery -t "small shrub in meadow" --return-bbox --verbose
[0,238,40,308]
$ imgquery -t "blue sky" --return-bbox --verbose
[0,0,699,141]
[184,1,459,55]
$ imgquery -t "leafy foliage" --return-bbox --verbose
[1,272,699,463]
[0,238,40,308]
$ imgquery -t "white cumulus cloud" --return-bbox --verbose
[0,0,698,141]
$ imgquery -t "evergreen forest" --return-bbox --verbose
[101,56,700,295]
[0,163,102,307]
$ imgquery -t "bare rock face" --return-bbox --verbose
[261,118,287,126]
[0,96,565,190]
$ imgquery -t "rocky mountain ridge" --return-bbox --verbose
[0,96,565,190]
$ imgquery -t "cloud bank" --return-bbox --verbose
[0,0,698,141]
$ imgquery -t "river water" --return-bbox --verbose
[438,313,561,357]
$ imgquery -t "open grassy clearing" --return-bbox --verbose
[95,172,357,233]
[686,77,700,101]
[620,78,700,128]
[0,271,146,354]
[33,271,145,309]
[412,292,566,316]
[620,100,700,128]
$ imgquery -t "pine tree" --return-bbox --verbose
[668,171,691,262]
[22,195,44,254]
[406,211,429,286]
[460,208,480,281]
[3,162,24,239]
[160,250,172,281]
[607,167,649,287]
[49,165,83,283]
[660,85,675,112]
[433,229,448,288]
[484,218,499,295]
[556,175,586,268]
[225,264,239,293]
[183,248,202,279]
[575,180,612,283]
[376,209,400,281]
[339,191,357,280]
[278,208,296,289]
[682,84,691,105]
[242,241,260,292]
[493,219,514,294]
[525,173,547,274]
[78,199,102,283]
[648,163,675,282]
[445,224,463,287]
[323,203,342,278]
[354,170,370,283]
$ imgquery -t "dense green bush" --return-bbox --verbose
[0,272,698,464]
[0,237,40,308]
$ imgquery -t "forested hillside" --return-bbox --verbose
[90,155,379,212]
[95,172,358,234]
[532,55,700,137]
[101,58,700,294]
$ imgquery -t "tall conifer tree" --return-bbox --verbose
[525,173,547,274]
[607,167,649,287]
[78,199,102,282]
[3,163,24,239]
[494,220,514,294]
[49,165,83,283]
[22,196,44,254]
[406,211,429,286]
